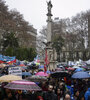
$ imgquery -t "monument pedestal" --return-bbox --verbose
[40,43,57,71]
[40,60,57,71]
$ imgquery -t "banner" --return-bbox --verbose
[8,67,22,76]
[0,54,16,64]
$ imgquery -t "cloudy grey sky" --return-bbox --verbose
[5,0,90,32]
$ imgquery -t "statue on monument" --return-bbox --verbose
[47,0,53,16]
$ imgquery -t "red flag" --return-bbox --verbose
[44,49,49,72]
[45,49,49,65]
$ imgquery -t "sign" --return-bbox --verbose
[8,67,22,76]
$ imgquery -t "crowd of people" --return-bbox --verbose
[0,69,90,100]
[0,62,90,100]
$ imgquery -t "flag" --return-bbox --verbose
[34,55,40,63]
[44,49,49,72]
[45,49,49,65]
[7,59,16,64]
[44,64,47,72]
[0,60,5,64]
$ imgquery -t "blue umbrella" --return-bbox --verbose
[21,67,27,69]
[72,72,90,79]
[46,70,51,74]
[75,68,84,72]
[39,65,44,69]
[22,72,32,76]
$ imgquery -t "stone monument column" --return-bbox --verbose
[46,0,53,43]
[88,14,90,48]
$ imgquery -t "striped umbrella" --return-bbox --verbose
[4,80,42,91]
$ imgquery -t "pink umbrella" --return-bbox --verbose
[35,71,48,77]
[4,80,42,91]
[67,67,75,71]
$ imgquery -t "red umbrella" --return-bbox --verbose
[19,64,26,67]
[4,80,42,91]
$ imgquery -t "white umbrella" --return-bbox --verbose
[73,66,80,69]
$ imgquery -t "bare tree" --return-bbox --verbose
[36,26,47,59]
[0,0,37,49]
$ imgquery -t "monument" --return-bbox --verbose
[46,0,57,70]
[40,0,57,70]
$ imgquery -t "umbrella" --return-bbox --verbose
[39,65,44,69]
[0,75,22,82]
[81,66,88,69]
[46,70,51,74]
[22,72,32,76]
[0,64,6,68]
[75,68,85,72]
[21,67,27,69]
[6,65,16,67]
[55,68,63,71]
[26,75,47,82]
[21,67,27,71]
[57,65,65,70]
[36,63,40,66]
[73,66,80,69]
[71,71,90,79]
[50,71,69,78]
[28,64,39,70]
[4,80,42,91]
[19,64,26,67]
[67,67,75,71]
[35,71,48,77]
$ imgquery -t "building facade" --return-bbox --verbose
[51,16,90,62]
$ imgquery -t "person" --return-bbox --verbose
[64,93,71,100]
[73,90,80,100]
[37,96,44,100]
[56,88,64,100]
[58,82,66,94]
[43,84,58,100]
[36,91,44,100]
[84,87,90,100]
[56,88,60,100]
[41,82,48,91]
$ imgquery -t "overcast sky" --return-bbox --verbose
[5,0,90,32]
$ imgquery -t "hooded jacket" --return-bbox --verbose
[84,88,90,100]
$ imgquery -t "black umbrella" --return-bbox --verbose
[50,71,69,78]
